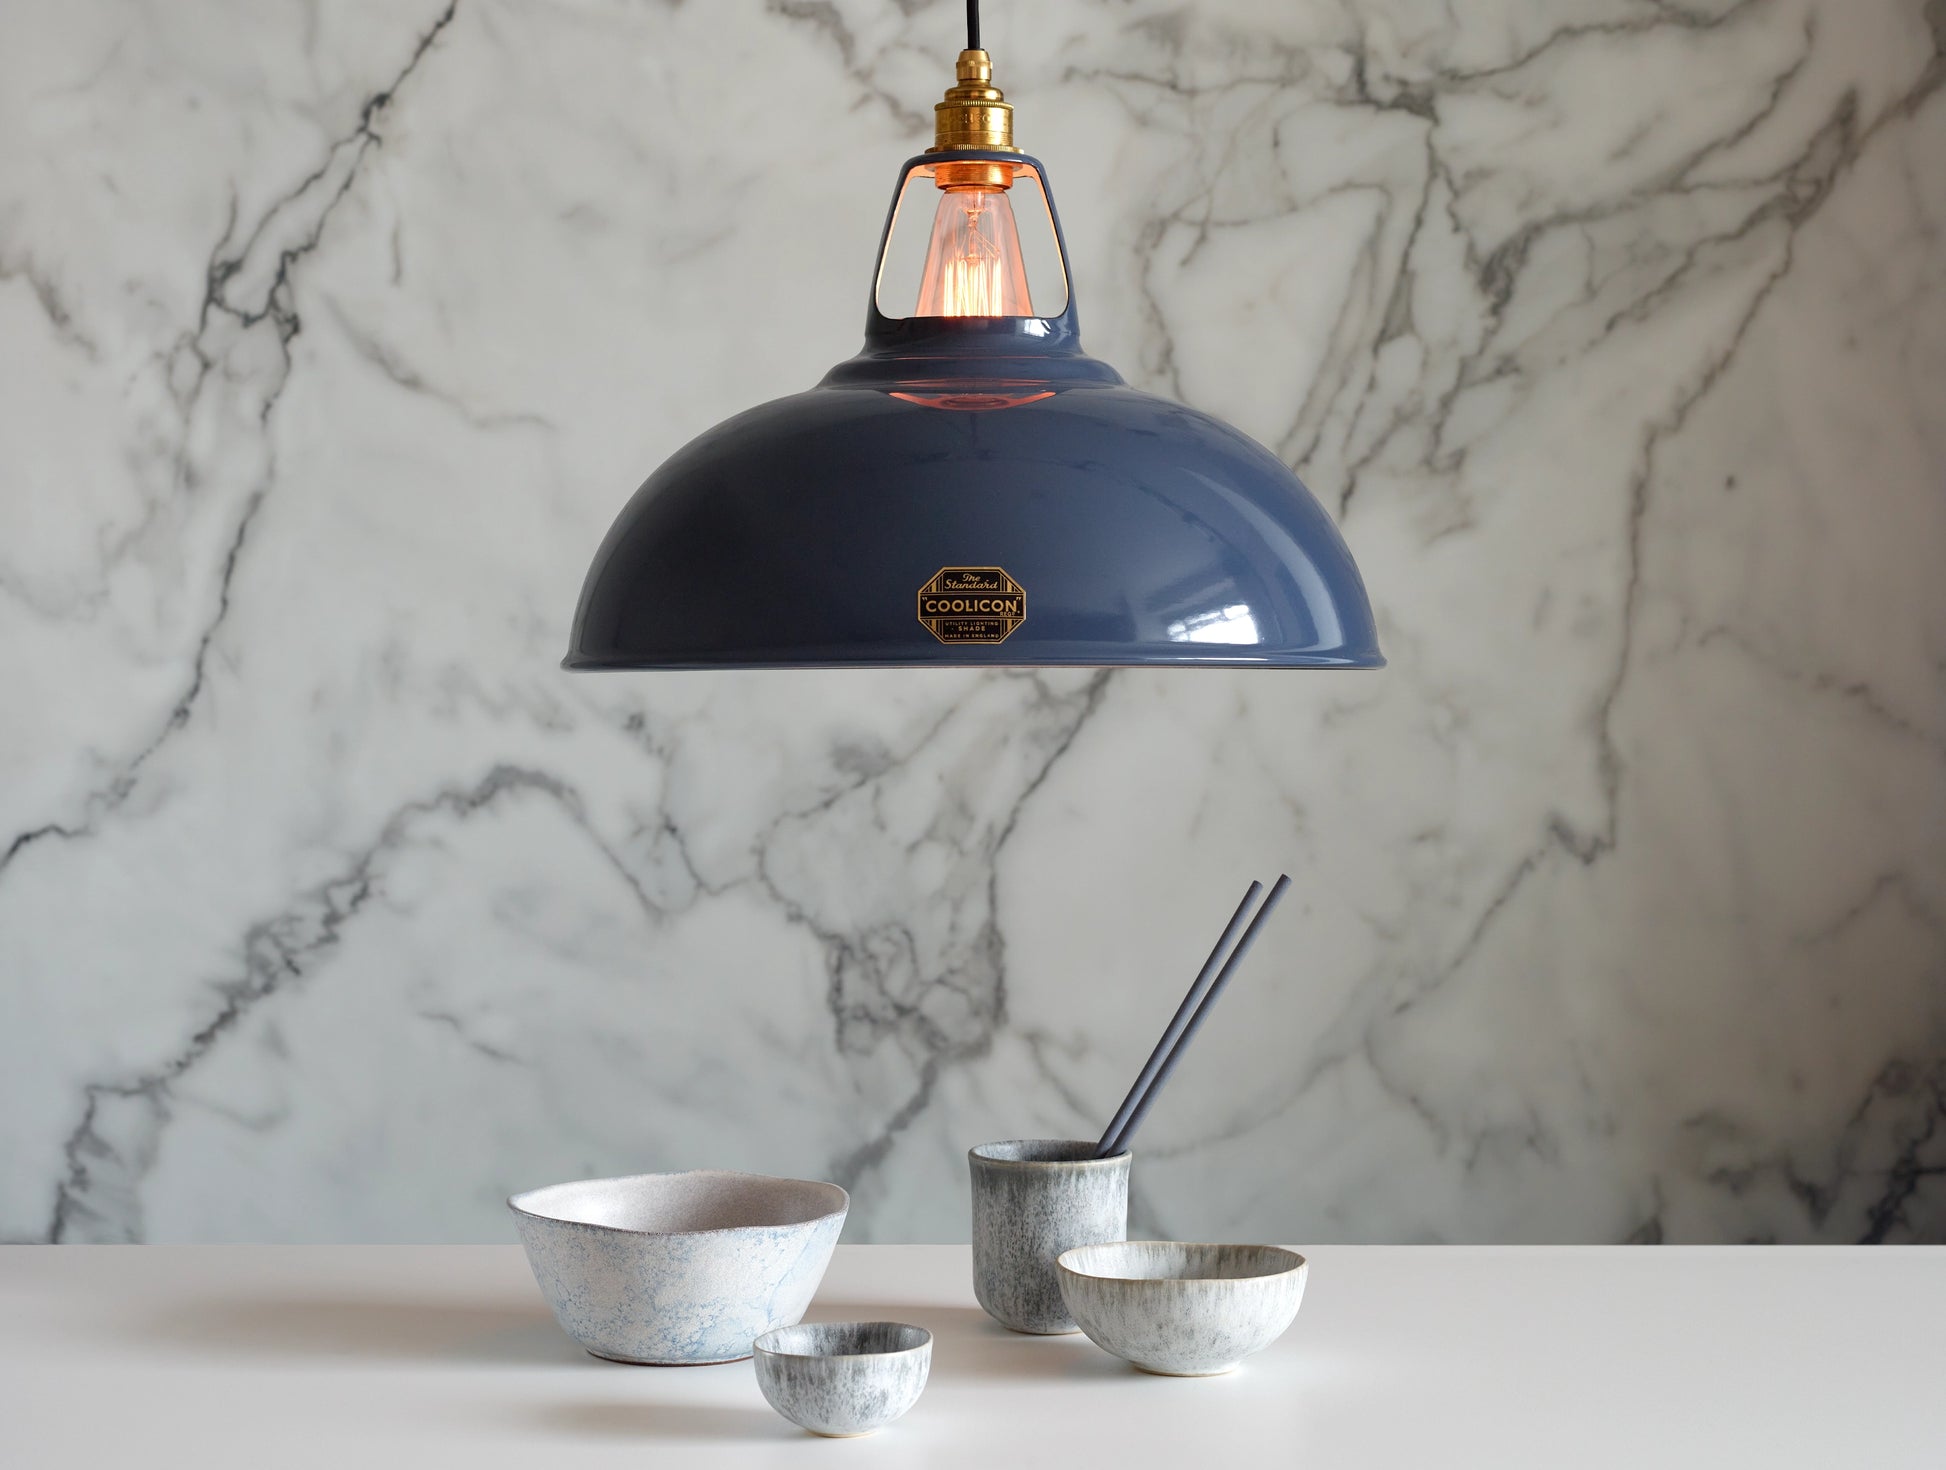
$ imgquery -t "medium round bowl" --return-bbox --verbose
[1056,1241,1306,1376]
[753,1321,932,1438]
[508,1170,847,1365]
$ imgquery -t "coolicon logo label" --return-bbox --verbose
[917,566,1026,645]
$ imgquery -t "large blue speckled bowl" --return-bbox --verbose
[509,1170,848,1365]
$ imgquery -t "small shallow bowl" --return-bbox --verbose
[509,1170,847,1365]
[1056,1241,1306,1376]
[753,1321,933,1438]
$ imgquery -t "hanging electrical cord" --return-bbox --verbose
[967,0,981,51]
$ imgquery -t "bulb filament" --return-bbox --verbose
[916,185,1033,318]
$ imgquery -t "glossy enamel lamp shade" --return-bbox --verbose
[565,151,1382,670]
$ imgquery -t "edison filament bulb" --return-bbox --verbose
[916,181,1033,317]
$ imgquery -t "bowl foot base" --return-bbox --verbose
[808,1430,878,1438]
[1133,1362,1238,1377]
[586,1348,753,1367]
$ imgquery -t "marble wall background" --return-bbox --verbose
[2,0,1942,1245]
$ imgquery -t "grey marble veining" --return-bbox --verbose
[0,0,1942,1245]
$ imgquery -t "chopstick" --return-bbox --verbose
[1093,880,1263,1158]
[1095,874,1291,1158]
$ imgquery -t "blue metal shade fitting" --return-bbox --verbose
[566,152,1382,670]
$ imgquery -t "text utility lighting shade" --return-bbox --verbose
[566,23,1382,671]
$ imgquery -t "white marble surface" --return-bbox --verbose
[4,1244,1943,1466]
[1,1,1943,1245]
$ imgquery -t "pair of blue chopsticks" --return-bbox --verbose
[1092,876,1292,1159]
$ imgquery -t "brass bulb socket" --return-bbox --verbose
[929,48,1017,155]
[933,159,1014,190]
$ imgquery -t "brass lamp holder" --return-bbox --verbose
[929,48,1017,190]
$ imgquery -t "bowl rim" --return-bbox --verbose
[1055,1241,1307,1285]
[506,1168,849,1238]
[752,1320,934,1362]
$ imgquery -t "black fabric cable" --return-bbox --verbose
[967,0,981,51]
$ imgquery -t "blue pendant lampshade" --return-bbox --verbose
[566,53,1381,671]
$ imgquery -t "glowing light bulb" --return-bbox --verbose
[916,186,1033,317]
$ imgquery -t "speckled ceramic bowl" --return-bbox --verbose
[753,1321,932,1438]
[508,1170,847,1365]
[1056,1241,1306,1376]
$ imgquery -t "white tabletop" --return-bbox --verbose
[2,1244,1940,1467]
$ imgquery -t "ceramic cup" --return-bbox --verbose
[753,1321,932,1438]
[968,1139,1130,1334]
